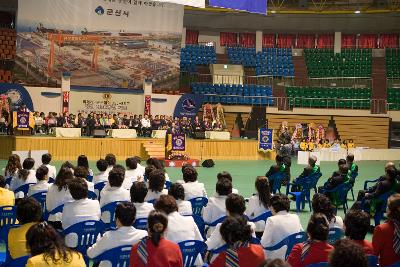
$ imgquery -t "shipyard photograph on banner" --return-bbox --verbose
[15,0,184,89]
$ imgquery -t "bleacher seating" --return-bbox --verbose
[386,49,400,78]
[285,86,371,109]
[0,28,15,83]
[180,45,216,72]
[191,83,274,105]
[388,88,400,110]
[304,49,372,78]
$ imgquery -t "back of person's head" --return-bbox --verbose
[55,167,74,191]
[18,168,29,181]
[270,194,290,213]
[68,178,88,200]
[308,156,317,166]
[346,153,355,163]
[130,181,148,203]
[41,153,52,165]
[307,213,329,241]
[155,194,178,214]
[23,157,35,170]
[338,158,346,166]
[147,158,164,170]
[74,166,89,180]
[147,210,168,246]
[133,156,142,164]
[116,202,136,226]
[216,178,232,196]
[275,154,283,164]
[108,167,125,187]
[217,171,232,182]
[181,163,192,174]
[105,153,116,166]
[36,165,49,181]
[339,164,349,174]
[386,167,398,181]
[255,176,271,209]
[226,193,246,216]
[329,239,368,267]
[148,169,165,192]
[259,259,291,267]
[388,193,400,221]
[312,193,335,222]
[344,210,370,240]
[0,175,6,188]
[6,154,22,174]
[16,197,42,224]
[220,215,252,246]
[183,166,198,183]
[113,164,126,173]
[96,159,108,172]
[125,157,137,170]
[145,165,156,179]
[168,183,185,201]
[61,161,75,170]
[77,155,89,169]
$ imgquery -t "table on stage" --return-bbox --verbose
[151,130,167,139]
[54,127,81,138]
[109,129,137,138]
[205,131,231,140]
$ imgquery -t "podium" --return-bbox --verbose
[13,111,34,135]
[164,133,200,167]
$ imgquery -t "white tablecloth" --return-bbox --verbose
[109,129,137,138]
[55,128,81,138]
[205,131,231,140]
[151,130,167,139]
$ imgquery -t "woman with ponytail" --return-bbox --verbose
[130,210,183,267]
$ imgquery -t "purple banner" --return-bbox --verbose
[172,134,185,151]
[209,0,267,14]
[17,111,30,129]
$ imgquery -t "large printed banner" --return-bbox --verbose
[209,0,267,14]
[258,128,274,152]
[172,133,186,151]
[173,93,204,119]
[16,0,183,89]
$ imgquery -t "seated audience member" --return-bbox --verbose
[87,202,148,266]
[215,171,238,195]
[145,169,168,202]
[287,213,333,267]
[125,157,144,184]
[4,154,22,181]
[8,197,42,259]
[147,158,171,181]
[294,156,320,182]
[203,178,232,225]
[93,159,109,185]
[312,193,343,229]
[46,167,74,228]
[329,239,368,267]
[373,193,400,267]
[0,175,14,206]
[26,222,86,267]
[168,183,192,215]
[77,154,93,177]
[265,155,284,179]
[10,157,37,198]
[246,176,271,238]
[347,153,359,175]
[74,166,95,193]
[41,153,56,180]
[130,211,183,267]
[261,194,304,260]
[134,156,146,174]
[320,164,349,192]
[209,216,265,267]
[28,165,50,196]
[343,210,373,255]
[259,259,291,267]
[130,181,154,219]
[104,153,116,175]
[181,166,207,200]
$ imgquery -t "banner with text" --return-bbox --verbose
[172,133,186,151]
[17,0,183,89]
[15,111,30,130]
[173,93,204,119]
[209,0,267,14]
[258,128,273,152]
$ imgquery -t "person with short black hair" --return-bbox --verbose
[87,202,148,263]
[10,157,38,198]
[181,166,207,200]
[145,169,168,202]
[41,153,56,180]
[147,158,171,182]
[347,153,358,174]
[130,181,154,219]
[104,153,116,174]
[320,164,349,192]
[329,239,368,267]
[344,210,373,255]
[287,213,333,267]
[295,156,320,183]
[74,165,95,193]
[28,165,51,196]
[168,183,192,215]
[203,178,232,226]
[312,193,343,229]
[125,157,144,185]
[261,194,303,260]
[0,174,14,206]
[216,171,239,195]
[8,197,42,259]
[93,159,109,185]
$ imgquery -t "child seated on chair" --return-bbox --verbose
[28,165,50,197]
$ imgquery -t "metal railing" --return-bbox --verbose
[387,78,400,88]
[297,77,373,88]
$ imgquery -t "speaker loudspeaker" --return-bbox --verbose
[93,129,106,138]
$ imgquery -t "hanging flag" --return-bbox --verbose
[258,128,274,152]
[209,0,267,14]
[156,0,205,8]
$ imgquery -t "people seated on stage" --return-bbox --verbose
[204,117,212,131]
[212,118,223,131]
[299,138,308,151]
[181,166,207,200]
[130,210,183,267]
[26,222,86,267]
[8,197,42,259]
[87,202,148,263]
[245,176,271,238]
[0,175,14,206]
[85,114,96,136]
[208,216,265,267]
[5,154,22,182]
[343,210,373,255]
[203,178,232,227]
[307,138,315,151]
[192,116,204,132]
[141,114,152,137]
[180,116,191,135]
[312,193,343,229]
[260,194,304,260]
[215,171,238,195]
[347,153,359,176]
[151,115,161,130]
[329,239,369,267]
[93,159,109,185]
[373,193,400,267]
[168,183,192,216]
[42,153,56,181]
[130,181,154,219]
[28,165,50,197]
[287,213,333,267]
[10,157,37,199]
[144,169,168,202]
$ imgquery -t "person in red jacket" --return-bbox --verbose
[344,210,374,255]
[130,210,183,267]
[209,216,265,267]
[373,193,400,267]
[287,213,333,267]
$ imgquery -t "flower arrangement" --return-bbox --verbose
[168,151,190,160]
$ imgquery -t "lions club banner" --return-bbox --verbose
[172,133,185,151]
[258,128,273,152]
[173,93,204,119]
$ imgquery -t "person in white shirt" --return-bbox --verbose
[10,158,37,199]
[203,178,232,226]
[146,158,171,182]
[124,157,144,190]
[87,202,147,267]
[168,183,192,216]
[312,193,344,229]
[214,171,239,196]
[181,165,207,200]
[93,159,109,185]
[77,155,94,177]
[245,176,271,238]
[141,114,151,136]
[41,153,57,181]
[144,169,168,202]
[28,165,51,197]
[134,156,146,175]
[260,194,304,260]
[62,178,101,248]
[4,154,22,181]
[74,166,95,194]
[104,153,116,176]
[130,181,154,219]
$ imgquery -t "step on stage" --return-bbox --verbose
[164,159,200,167]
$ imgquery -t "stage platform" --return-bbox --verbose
[0,136,275,161]
[164,159,200,167]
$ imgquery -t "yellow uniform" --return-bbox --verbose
[347,142,355,148]
[308,142,315,151]
[8,222,36,259]
[26,252,86,267]
[300,142,308,151]
[0,187,15,206]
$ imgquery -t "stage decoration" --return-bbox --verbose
[209,0,267,14]
[316,124,325,144]
[215,104,226,130]
[144,95,151,116]
[326,126,336,143]
[291,123,303,142]
[258,128,273,152]
[307,123,317,142]
[202,103,215,122]
[13,111,34,130]
[173,93,204,120]
[167,151,189,161]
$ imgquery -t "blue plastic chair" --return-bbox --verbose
[0,206,17,242]
[134,217,148,230]
[306,263,329,267]
[248,211,272,224]
[368,255,379,267]
[13,183,35,197]
[44,204,64,221]
[188,197,208,216]
[178,240,207,267]
[87,175,94,182]
[323,182,352,213]
[88,191,97,200]
[5,177,12,187]
[94,181,106,199]
[101,201,127,229]
[263,232,307,260]
[269,172,286,194]
[348,172,358,200]
[31,191,48,213]
[165,181,172,190]
[363,178,380,190]
[362,190,393,226]
[286,173,322,212]
[93,245,132,266]
[328,227,344,244]
[190,215,206,239]
[1,255,29,267]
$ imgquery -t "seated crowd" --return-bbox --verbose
[1,152,400,267]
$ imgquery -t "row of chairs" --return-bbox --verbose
[191,83,273,96]
[203,95,274,106]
